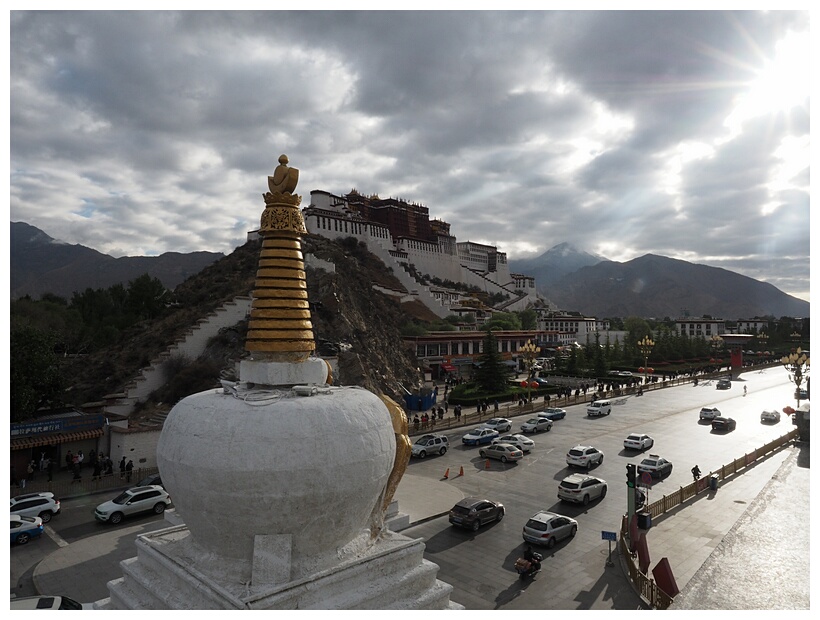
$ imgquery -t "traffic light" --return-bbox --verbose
[626,463,636,488]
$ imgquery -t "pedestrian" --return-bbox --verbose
[438,407,444,420]
[46,458,54,482]
[39,451,46,472]
[120,456,127,479]
[494,400,499,412]
[65,451,73,471]
[430,415,436,429]
[89,449,97,470]
[105,457,114,477]
[691,465,701,481]
[444,399,449,413]
[77,450,84,468]
[92,460,102,481]
[413,415,420,432]
[27,460,37,481]
[126,459,134,483]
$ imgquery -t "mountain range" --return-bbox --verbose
[10,222,223,300]
[509,245,809,319]
[10,222,809,319]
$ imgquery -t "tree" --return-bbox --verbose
[484,312,521,332]
[126,274,169,320]
[473,330,510,393]
[10,326,63,422]
[518,308,537,330]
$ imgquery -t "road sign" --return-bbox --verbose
[601,531,617,541]
[641,472,652,485]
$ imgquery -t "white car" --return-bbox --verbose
[94,485,171,525]
[699,407,721,421]
[760,410,781,424]
[481,418,513,433]
[623,433,654,451]
[586,400,612,417]
[558,474,608,505]
[637,454,673,478]
[462,427,499,446]
[10,492,61,524]
[521,417,553,434]
[566,445,604,469]
[411,434,449,458]
[479,443,524,463]
[493,434,535,452]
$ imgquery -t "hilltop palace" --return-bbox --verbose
[301,189,540,318]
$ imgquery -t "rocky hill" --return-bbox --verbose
[60,235,431,417]
[546,254,810,318]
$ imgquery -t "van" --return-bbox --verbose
[586,400,612,417]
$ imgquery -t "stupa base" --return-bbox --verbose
[95,523,461,610]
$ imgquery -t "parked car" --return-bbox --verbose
[411,434,450,458]
[10,596,92,610]
[481,418,513,433]
[10,514,44,545]
[558,474,607,505]
[699,407,721,421]
[10,492,61,524]
[448,497,505,531]
[795,388,808,400]
[716,379,732,390]
[479,443,524,463]
[586,400,612,417]
[530,377,549,387]
[637,454,673,478]
[566,445,604,469]
[711,417,737,432]
[539,407,567,420]
[520,417,553,434]
[760,410,781,424]
[623,433,654,451]
[462,427,499,446]
[94,485,171,525]
[522,511,578,548]
[493,433,535,452]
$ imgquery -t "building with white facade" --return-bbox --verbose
[675,318,726,338]
[303,189,537,317]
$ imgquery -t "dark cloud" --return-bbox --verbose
[9,9,810,302]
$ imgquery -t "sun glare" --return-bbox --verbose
[724,30,809,136]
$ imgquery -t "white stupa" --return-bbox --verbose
[96,155,461,610]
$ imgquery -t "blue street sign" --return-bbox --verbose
[601,531,617,541]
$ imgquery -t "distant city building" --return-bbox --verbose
[675,318,726,337]
[534,310,609,341]
[734,318,770,334]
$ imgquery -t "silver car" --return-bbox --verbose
[10,492,61,524]
[411,434,449,458]
[522,511,578,548]
[479,443,524,463]
[699,407,721,421]
[558,474,607,505]
[521,417,553,433]
[493,434,535,452]
[94,485,171,525]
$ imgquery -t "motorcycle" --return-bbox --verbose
[515,551,543,580]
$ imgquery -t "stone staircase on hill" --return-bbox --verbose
[102,296,252,417]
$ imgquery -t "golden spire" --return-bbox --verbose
[245,155,315,362]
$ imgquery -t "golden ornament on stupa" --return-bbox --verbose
[245,154,315,361]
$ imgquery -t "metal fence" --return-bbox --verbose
[12,466,161,500]
[620,428,798,608]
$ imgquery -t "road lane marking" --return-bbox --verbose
[45,525,69,547]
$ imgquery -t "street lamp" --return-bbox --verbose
[781,347,810,407]
[520,340,540,404]
[637,336,654,387]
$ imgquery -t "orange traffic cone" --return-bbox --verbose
[458,466,464,477]
[485,459,491,469]
[443,468,449,479]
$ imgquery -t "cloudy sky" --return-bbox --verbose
[8,8,811,302]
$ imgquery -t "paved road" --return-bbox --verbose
[10,367,809,609]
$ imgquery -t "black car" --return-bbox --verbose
[716,379,731,390]
[712,417,737,432]
[448,497,505,532]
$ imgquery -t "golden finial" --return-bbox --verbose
[245,155,315,361]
